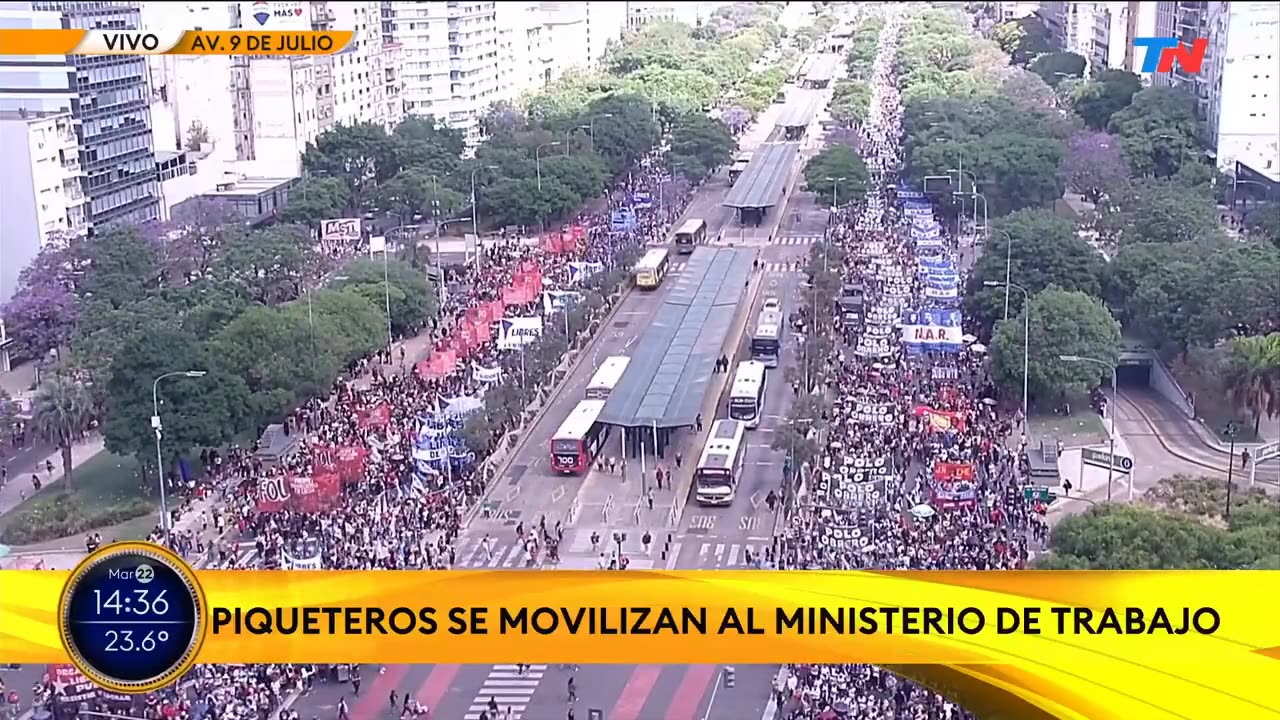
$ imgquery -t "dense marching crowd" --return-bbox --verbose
[772,10,1047,720]
[21,150,685,718]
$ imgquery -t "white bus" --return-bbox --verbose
[585,356,631,400]
[728,361,767,429]
[751,310,783,368]
[634,248,671,288]
[673,218,706,254]
[694,419,747,505]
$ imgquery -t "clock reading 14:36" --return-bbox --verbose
[60,542,207,693]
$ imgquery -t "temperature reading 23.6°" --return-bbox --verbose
[59,542,207,693]
[103,629,171,653]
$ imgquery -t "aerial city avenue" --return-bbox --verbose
[0,1,1278,719]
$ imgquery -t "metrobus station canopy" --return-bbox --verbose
[804,53,838,87]
[598,247,757,430]
[722,142,799,210]
[777,90,822,133]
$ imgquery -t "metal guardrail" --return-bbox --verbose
[1251,440,1280,487]
[602,493,614,522]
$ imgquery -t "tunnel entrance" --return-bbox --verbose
[1116,361,1151,387]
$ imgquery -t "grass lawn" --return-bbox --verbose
[1028,409,1107,448]
[0,452,157,547]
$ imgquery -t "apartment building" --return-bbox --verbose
[0,110,88,301]
[1203,2,1280,181]
[385,1,592,147]
[32,1,162,228]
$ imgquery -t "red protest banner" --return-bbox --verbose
[933,462,976,481]
[288,474,323,513]
[336,445,368,484]
[256,475,290,513]
[357,403,392,428]
[502,286,522,306]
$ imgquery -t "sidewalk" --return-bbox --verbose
[0,435,104,518]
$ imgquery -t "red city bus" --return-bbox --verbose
[549,400,611,473]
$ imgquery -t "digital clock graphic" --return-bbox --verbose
[58,541,207,693]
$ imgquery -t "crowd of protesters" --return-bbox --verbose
[770,10,1049,720]
[17,150,687,718]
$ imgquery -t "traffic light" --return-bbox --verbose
[724,666,735,688]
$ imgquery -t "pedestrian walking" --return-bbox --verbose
[696,414,703,432]
[654,467,664,489]
[642,530,652,554]
[646,488,655,510]
[675,451,683,468]
[567,676,577,703]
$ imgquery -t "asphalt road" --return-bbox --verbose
[280,90,809,720]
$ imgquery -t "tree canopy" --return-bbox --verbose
[803,145,869,206]
[990,288,1122,402]
[964,210,1105,339]
[1040,478,1280,569]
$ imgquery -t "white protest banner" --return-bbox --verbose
[498,316,544,350]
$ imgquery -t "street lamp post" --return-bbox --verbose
[430,175,446,307]
[1224,422,1238,521]
[535,141,562,192]
[582,112,613,152]
[985,280,1030,423]
[1060,355,1120,501]
[993,228,1014,320]
[470,164,498,271]
[152,370,207,546]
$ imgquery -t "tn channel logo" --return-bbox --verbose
[1133,37,1208,74]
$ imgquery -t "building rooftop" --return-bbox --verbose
[204,176,298,197]
[598,247,756,429]
[723,142,799,209]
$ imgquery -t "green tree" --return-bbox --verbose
[81,226,164,310]
[301,122,401,209]
[102,328,249,463]
[1039,502,1280,570]
[0,388,22,441]
[669,113,735,180]
[279,176,352,223]
[210,224,316,305]
[336,257,438,336]
[803,145,869,206]
[1222,333,1280,435]
[964,210,1105,338]
[990,15,1051,65]
[376,169,466,223]
[211,306,333,422]
[829,80,872,128]
[30,374,95,492]
[1107,87,1201,178]
[1246,205,1280,248]
[1070,70,1142,131]
[1028,51,1086,86]
[581,93,661,176]
[390,116,464,177]
[1095,178,1219,245]
[991,288,1122,403]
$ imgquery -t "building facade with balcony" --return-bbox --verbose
[1204,1,1279,181]
[33,0,162,229]
[0,110,88,302]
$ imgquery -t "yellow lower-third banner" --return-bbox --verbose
[2,568,1278,719]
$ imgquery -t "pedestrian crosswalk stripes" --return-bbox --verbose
[670,541,769,569]
[772,235,822,245]
[457,537,538,569]
[464,664,547,720]
[762,261,801,273]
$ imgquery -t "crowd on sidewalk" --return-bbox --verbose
[770,11,1048,720]
[18,152,687,717]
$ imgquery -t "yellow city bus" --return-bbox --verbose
[634,248,671,289]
